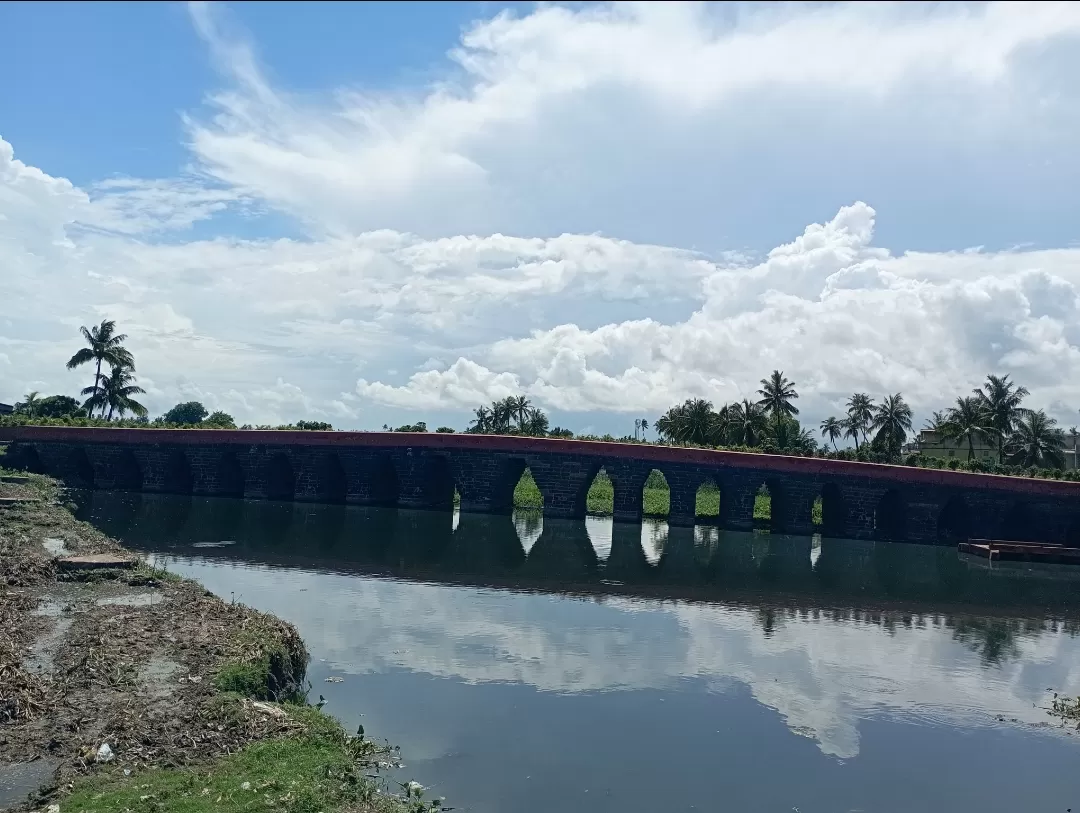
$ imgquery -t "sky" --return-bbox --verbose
[3,1,1080,436]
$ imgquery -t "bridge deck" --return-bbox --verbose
[2,425,1077,497]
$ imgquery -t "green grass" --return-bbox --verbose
[753,492,769,521]
[214,620,309,704]
[214,662,279,701]
[63,705,425,813]
[512,469,544,509]
[508,469,823,525]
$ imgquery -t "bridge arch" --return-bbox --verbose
[480,457,529,513]
[755,479,788,532]
[818,482,846,537]
[264,452,295,501]
[695,476,721,525]
[315,451,348,504]
[161,449,193,495]
[937,495,970,543]
[11,443,43,474]
[642,469,669,519]
[369,454,399,506]
[582,466,614,516]
[421,454,455,511]
[569,460,605,519]
[70,446,96,489]
[216,450,245,497]
[114,449,143,492]
[874,488,906,542]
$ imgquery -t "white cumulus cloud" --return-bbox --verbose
[3,1,1080,432]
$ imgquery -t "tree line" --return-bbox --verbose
[3,320,1073,476]
[656,370,1067,470]
[466,396,573,438]
[920,375,1066,469]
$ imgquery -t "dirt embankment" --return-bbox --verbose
[0,473,424,813]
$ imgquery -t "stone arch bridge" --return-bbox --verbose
[3,426,1079,545]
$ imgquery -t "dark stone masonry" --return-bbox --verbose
[3,426,1080,546]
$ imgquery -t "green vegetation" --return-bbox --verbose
[63,705,442,813]
[654,373,914,461]
[214,662,284,702]
[65,319,140,419]
[13,393,85,419]
[507,468,824,526]
[4,321,1074,483]
[469,395,550,437]
[214,615,309,704]
[162,401,210,424]
[6,319,332,431]
[512,469,544,509]
[0,471,440,813]
[385,421,430,432]
[754,491,769,522]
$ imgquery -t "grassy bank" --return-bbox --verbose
[509,468,823,525]
[0,467,437,813]
[62,706,437,813]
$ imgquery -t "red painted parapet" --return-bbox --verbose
[3,424,1079,498]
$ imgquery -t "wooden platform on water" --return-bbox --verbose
[959,539,1080,565]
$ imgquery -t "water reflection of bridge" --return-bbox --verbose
[79,492,1080,621]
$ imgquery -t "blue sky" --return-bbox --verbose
[3,2,1080,434]
[2,2,492,181]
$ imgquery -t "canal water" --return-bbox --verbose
[76,492,1080,813]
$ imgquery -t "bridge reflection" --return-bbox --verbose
[76,491,1080,620]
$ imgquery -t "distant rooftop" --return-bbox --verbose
[0,403,13,415]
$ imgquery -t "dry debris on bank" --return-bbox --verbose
[0,474,322,811]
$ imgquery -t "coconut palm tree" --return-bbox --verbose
[730,399,768,447]
[923,410,948,434]
[654,408,678,443]
[757,370,799,439]
[683,398,721,446]
[16,391,41,418]
[83,365,147,420]
[975,374,1029,465]
[653,399,716,445]
[639,418,649,440]
[942,396,992,461]
[1006,410,1065,469]
[470,406,492,433]
[819,416,843,452]
[794,427,818,455]
[870,393,913,461]
[509,395,532,430]
[844,393,874,450]
[65,320,134,418]
[523,408,550,437]
[490,398,514,433]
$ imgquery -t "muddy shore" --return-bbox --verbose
[0,471,435,813]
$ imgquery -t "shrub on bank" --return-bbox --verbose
[215,612,310,704]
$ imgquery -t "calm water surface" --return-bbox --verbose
[77,492,1080,813]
